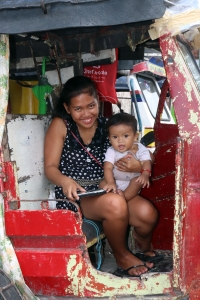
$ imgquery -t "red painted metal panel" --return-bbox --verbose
[16,249,85,296]
[152,198,174,250]
[132,61,148,73]
[5,208,87,296]
[3,161,20,209]
[10,236,85,249]
[16,249,83,276]
[160,34,200,295]
[141,80,178,250]
[131,61,166,77]
[5,210,83,236]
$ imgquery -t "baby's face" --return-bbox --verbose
[108,124,137,153]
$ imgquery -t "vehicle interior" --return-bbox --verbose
[4,35,176,268]
[2,0,198,298]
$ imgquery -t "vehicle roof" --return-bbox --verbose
[0,0,165,34]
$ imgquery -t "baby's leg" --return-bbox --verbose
[124,177,142,202]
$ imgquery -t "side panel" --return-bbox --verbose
[4,115,53,209]
[160,35,200,296]
[140,80,179,250]
[5,208,174,297]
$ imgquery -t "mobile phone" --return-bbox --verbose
[77,189,106,198]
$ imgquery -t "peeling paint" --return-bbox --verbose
[65,254,173,297]
[18,175,31,183]
[184,81,193,103]
[66,254,85,296]
[173,141,182,288]
[189,110,200,130]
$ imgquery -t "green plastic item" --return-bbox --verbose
[32,57,53,114]
[171,105,177,123]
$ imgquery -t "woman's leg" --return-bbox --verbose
[81,193,153,276]
[127,195,158,253]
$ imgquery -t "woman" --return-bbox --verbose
[44,76,158,277]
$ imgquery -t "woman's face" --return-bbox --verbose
[64,93,99,129]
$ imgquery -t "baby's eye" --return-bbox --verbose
[124,134,129,138]
[112,136,117,139]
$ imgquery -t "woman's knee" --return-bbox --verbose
[128,197,158,224]
[146,204,158,226]
[105,193,128,218]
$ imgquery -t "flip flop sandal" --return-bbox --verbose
[134,250,164,263]
[113,263,150,278]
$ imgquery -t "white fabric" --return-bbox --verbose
[104,143,151,190]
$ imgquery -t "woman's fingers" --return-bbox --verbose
[77,184,86,193]
[72,184,86,200]
[115,159,127,171]
[115,153,142,173]
[63,181,85,201]
[115,155,134,171]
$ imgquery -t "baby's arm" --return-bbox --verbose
[102,162,117,193]
[136,160,151,188]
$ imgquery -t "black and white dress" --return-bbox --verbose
[55,114,110,212]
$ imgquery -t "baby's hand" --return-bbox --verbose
[103,182,117,193]
[136,174,150,188]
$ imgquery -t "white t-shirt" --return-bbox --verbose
[104,143,151,190]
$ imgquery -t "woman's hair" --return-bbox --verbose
[106,112,138,134]
[52,76,98,119]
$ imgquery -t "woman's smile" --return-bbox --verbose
[81,117,93,124]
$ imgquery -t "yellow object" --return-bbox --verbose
[144,128,155,148]
[9,80,39,114]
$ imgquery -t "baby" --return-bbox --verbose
[100,112,152,201]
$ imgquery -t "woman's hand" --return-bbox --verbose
[115,153,142,173]
[61,177,86,201]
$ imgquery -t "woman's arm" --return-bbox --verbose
[44,117,85,200]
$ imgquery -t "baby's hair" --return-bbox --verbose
[106,111,138,134]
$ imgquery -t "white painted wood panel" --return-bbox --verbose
[6,115,53,210]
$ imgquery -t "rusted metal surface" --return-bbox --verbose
[10,24,150,62]
[173,137,184,288]
[38,296,187,300]
[5,208,174,297]
[160,34,200,296]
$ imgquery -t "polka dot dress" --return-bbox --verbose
[55,114,110,212]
